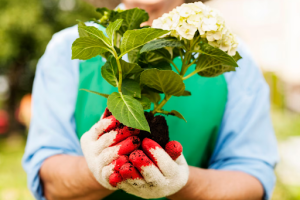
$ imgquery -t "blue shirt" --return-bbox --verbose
[22,23,279,200]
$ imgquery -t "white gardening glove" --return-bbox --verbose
[111,138,189,199]
[80,108,141,190]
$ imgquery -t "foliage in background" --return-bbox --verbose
[0,0,96,133]
[0,135,33,200]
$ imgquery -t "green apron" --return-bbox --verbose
[75,48,228,200]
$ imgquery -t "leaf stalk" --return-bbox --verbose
[113,50,123,93]
[155,110,172,115]
[182,70,198,80]
[151,95,171,115]
[165,58,180,73]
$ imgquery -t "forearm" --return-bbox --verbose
[40,155,113,200]
[169,166,264,200]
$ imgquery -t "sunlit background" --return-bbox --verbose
[0,0,299,199]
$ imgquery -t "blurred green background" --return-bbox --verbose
[0,0,300,200]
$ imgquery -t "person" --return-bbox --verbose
[22,0,279,199]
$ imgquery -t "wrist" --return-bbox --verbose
[80,157,107,191]
[168,166,206,200]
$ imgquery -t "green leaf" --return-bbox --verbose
[106,19,123,43]
[169,110,187,122]
[133,71,142,83]
[141,61,172,71]
[172,47,182,60]
[72,37,109,60]
[139,49,171,64]
[136,95,151,110]
[142,86,163,94]
[96,7,110,19]
[232,51,242,62]
[107,92,150,132]
[121,79,141,98]
[78,21,89,37]
[112,8,149,35]
[151,61,172,70]
[100,51,113,60]
[120,28,170,57]
[80,89,109,98]
[120,60,143,78]
[194,43,239,77]
[142,89,161,105]
[79,26,111,47]
[140,69,185,96]
[96,7,119,27]
[154,48,172,60]
[140,38,184,54]
[101,56,119,87]
[128,47,141,63]
[182,90,191,96]
[196,53,236,77]
[194,43,238,67]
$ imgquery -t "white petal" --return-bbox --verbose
[152,19,163,28]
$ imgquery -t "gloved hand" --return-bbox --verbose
[80,108,141,190]
[110,138,189,199]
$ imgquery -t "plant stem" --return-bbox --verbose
[165,58,180,73]
[191,36,201,49]
[180,51,192,76]
[179,49,184,63]
[156,110,171,115]
[185,59,197,69]
[180,53,187,76]
[151,95,171,115]
[170,60,180,73]
[113,50,123,93]
[182,70,198,80]
[183,63,222,80]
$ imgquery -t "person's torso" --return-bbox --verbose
[74,23,228,200]
[74,54,228,200]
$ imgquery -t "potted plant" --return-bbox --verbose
[71,2,241,147]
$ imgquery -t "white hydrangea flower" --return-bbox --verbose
[176,3,196,18]
[206,31,222,41]
[152,18,163,29]
[176,21,198,40]
[201,17,218,32]
[152,2,239,56]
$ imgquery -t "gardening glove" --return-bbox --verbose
[80,108,141,190]
[110,138,189,199]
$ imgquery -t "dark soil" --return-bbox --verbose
[132,137,140,145]
[138,112,170,148]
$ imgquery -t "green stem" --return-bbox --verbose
[170,60,180,73]
[180,53,187,76]
[185,59,197,69]
[182,70,198,80]
[183,63,221,80]
[179,49,184,63]
[155,110,171,115]
[113,50,123,93]
[151,95,171,115]
[191,36,201,49]
[180,51,192,76]
[165,58,180,73]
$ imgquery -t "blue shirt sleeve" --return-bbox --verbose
[22,26,82,200]
[209,40,279,199]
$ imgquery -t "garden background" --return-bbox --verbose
[0,0,299,199]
